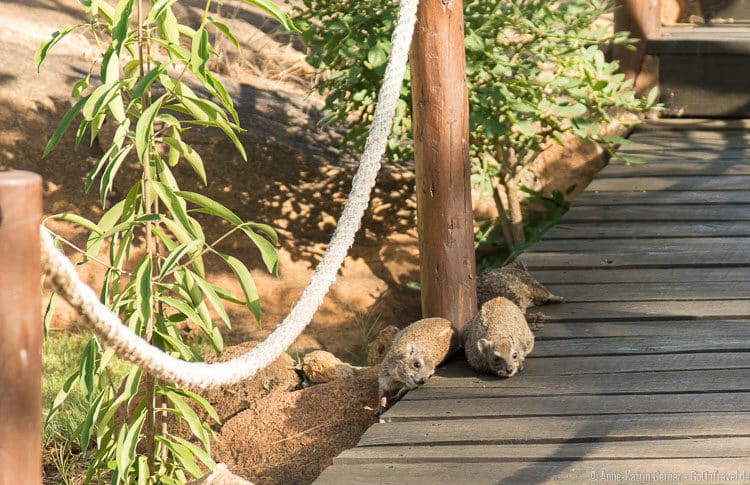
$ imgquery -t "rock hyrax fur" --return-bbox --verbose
[477,261,563,312]
[376,317,457,416]
[463,297,534,378]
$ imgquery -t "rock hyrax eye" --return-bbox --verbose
[413,360,421,369]
[512,351,518,360]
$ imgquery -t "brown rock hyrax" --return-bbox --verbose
[463,297,534,378]
[477,261,563,312]
[376,317,457,416]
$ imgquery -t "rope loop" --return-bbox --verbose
[41,0,420,389]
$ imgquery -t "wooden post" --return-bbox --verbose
[410,0,477,330]
[0,171,43,485]
[614,0,661,93]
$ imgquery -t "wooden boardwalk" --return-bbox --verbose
[316,120,750,484]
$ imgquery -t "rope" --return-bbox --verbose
[41,0,420,389]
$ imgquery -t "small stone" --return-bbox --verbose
[301,350,362,383]
[187,463,253,485]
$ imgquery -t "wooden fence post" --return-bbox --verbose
[410,0,477,330]
[0,171,43,484]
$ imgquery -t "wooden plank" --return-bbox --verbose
[357,414,750,446]
[489,353,750,376]
[634,118,750,131]
[532,335,750,357]
[630,130,750,142]
[613,149,750,160]
[601,160,750,176]
[412,369,750,396]
[563,205,750,221]
[574,190,750,205]
[315,459,750,484]
[530,300,750,321]
[530,267,750,284]
[587,175,750,191]
[382,392,750,421]
[535,320,750,338]
[530,236,750,252]
[544,222,750,239]
[334,437,750,463]
[543,281,750,302]
[521,238,750,268]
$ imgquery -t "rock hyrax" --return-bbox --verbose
[376,317,457,416]
[477,261,563,312]
[463,297,534,378]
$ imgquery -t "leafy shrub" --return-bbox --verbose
[294,0,658,252]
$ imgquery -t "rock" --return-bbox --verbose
[367,325,400,365]
[187,463,253,485]
[301,350,362,383]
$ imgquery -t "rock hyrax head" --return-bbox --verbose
[477,336,522,377]
[393,342,436,388]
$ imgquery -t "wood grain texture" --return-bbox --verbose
[315,459,750,484]
[445,352,750,376]
[414,369,750,397]
[531,300,750,321]
[574,190,750,205]
[382,392,750,421]
[562,205,750,221]
[358,414,750,446]
[544,222,750,239]
[531,267,750,284]
[334,437,750,463]
[587,175,750,191]
[544,281,750,301]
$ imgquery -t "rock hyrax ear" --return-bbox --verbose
[477,338,494,357]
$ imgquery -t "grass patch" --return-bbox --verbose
[42,331,130,484]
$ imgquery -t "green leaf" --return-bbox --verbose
[35,24,84,71]
[158,295,211,332]
[646,86,659,107]
[162,390,209,446]
[171,387,221,424]
[190,271,231,327]
[135,95,165,162]
[616,155,647,165]
[82,82,120,121]
[162,137,206,184]
[134,257,153,328]
[115,410,146,479]
[366,44,387,69]
[159,240,202,280]
[176,190,242,224]
[240,0,298,33]
[99,145,133,205]
[111,0,135,53]
[43,95,89,157]
[190,27,210,81]
[132,64,166,99]
[207,17,241,51]
[158,436,203,478]
[151,181,195,238]
[216,252,261,323]
[147,0,179,22]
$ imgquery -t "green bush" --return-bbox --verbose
[294,0,657,253]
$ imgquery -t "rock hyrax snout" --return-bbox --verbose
[376,317,456,416]
[463,297,534,378]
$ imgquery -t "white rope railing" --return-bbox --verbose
[41,0,419,389]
